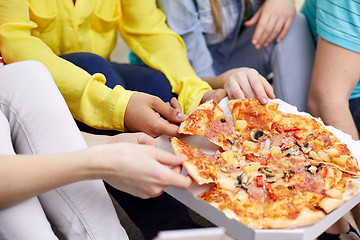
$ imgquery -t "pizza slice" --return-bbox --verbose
[316,164,360,213]
[197,186,264,229]
[271,112,360,175]
[262,184,326,229]
[178,100,239,150]
[262,153,360,228]
[170,137,217,184]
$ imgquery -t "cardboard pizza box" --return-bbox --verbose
[157,97,360,240]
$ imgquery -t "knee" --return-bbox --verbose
[290,13,308,31]
[61,52,111,71]
[148,70,169,86]
[0,61,59,100]
[14,60,50,78]
[282,13,311,41]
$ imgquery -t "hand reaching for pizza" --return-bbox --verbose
[201,89,227,105]
[124,92,187,137]
[92,142,192,198]
[220,68,275,104]
[244,0,296,49]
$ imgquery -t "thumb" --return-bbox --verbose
[244,11,260,26]
[155,100,187,123]
[149,147,187,167]
[135,133,158,146]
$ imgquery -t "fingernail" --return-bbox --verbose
[261,98,268,104]
[253,39,257,45]
[177,112,187,120]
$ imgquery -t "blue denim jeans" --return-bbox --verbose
[60,52,201,240]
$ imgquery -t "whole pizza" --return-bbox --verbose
[170,99,360,229]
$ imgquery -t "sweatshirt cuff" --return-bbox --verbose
[112,86,135,131]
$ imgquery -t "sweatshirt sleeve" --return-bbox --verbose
[118,0,212,114]
[0,0,133,131]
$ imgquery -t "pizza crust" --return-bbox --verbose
[262,209,326,229]
[319,178,360,213]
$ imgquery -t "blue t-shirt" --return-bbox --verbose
[301,0,360,100]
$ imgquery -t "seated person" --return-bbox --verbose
[136,0,314,112]
[301,0,360,239]
[0,1,273,238]
[0,60,191,239]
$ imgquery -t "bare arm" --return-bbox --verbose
[308,37,360,140]
[0,153,89,208]
[0,143,191,208]
[81,131,157,147]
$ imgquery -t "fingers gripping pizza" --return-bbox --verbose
[170,99,360,229]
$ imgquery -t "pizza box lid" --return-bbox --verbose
[157,97,360,240]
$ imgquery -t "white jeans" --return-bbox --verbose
[0,61,128,239]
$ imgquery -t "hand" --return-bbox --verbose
[91,143,192,198]
[201,89,227,104]
[244,0,295,49]
[124,92,187,137]
[82,132,157,147]
[221,68,275,104]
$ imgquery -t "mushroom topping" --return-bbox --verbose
[237,172,255,188]
[226,139,234,145]
[283,170,295,182]
[247,175,255,185]
[316,163,324,171]
[260,167,275,177]
[265,173,284,183]
[295,139,311,153]
[237,172,248,186]
[220,167,230,173]
[240,185,248,191]
[250,129,264,142]
[283,146,300,157]
[305,164,318,174]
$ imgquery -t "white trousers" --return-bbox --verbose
[0,61,128,239]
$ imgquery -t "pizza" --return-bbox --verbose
[170,99,360,229]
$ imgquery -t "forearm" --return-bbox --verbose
[308,37,360,140]
[203,75,225,89]
[311,99,359,140]
[81,132,113,147]
[0,151,99,208]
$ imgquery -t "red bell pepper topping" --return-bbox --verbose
[245,154,268,165]
[256,175,264,188]
[279,143,286,150]
[271,123,282,133]
[284,127,301,132]
[294,133,302,140]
